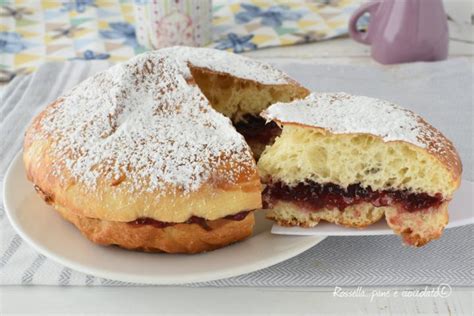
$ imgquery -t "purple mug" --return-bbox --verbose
[349,0,449,64]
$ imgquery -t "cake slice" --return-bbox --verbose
[258,92,462,246]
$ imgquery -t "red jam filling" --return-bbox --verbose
[128,211,251,231]
[234,115,281,144]
[263,181,443,212]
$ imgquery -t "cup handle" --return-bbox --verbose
[348,1,381,45]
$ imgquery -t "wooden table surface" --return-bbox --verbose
[1,5,473,315]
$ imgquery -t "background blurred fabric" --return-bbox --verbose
[0,0,365,83]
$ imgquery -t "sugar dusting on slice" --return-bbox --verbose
[37,47,291,195]
[263,92,434,148]
[159,46,292,85]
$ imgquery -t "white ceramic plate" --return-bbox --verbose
[272,180,474,236]
[3,152,325,285]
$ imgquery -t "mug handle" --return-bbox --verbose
[348,1,381,45]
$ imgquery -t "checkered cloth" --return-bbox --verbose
[0,0,365,82]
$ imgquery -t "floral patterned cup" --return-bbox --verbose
[133,0,212,49]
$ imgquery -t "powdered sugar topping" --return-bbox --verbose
[37,48,264,195]
[159,46,291,85]
[263,92,430,148]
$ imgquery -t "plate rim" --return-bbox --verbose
[3,151,326,285]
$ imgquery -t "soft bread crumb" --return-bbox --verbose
[259,92,460,247]
[267,201,448,247]
[190,67,308,122]
[266,201,386,228]
[258,126,457,197]
[385,202,448,247]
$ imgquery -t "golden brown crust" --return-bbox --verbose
[22,47,311,254]
[22,49,311,224]
[22,78,264,223]
[416,118,462,186]
[54,204,255,254]
[23,142,261,223]
[23,47,311,254]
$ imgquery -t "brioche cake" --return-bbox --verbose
[258,92,462,247]
[23,46,308,253]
